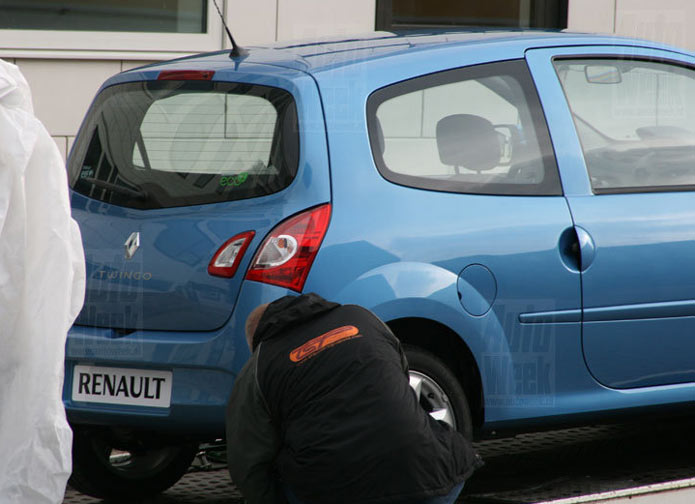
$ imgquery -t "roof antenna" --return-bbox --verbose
[212,0,248,58]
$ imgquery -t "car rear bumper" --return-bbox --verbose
[63,281,291,437]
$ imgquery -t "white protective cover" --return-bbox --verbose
[0,59,86,503]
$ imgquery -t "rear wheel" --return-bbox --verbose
[69,425,199,499]
[405,345,474,440]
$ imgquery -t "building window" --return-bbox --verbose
[0,0,221,56]
[376,0,568,31]
[0,0,207,33]
[0,0,220,56]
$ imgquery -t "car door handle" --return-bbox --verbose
[575,226,595,271]
[559,226,595,272]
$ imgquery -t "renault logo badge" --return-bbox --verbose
[124,232,140,260]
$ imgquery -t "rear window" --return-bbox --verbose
[68,80,299,209]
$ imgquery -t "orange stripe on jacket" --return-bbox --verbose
[289,325,361,363]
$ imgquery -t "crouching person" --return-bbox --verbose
[226,293,482,504]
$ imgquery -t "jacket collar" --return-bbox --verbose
[253,293,340,351]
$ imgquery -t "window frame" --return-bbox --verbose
[552,55,695,195]
[374,0,568,31]
[366,59,562,196]
[0,1,221,57]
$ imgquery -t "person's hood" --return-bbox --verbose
[253,293,339,351]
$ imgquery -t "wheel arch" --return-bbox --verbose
[387,317,484,431]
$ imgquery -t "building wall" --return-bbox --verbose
[567,0,695,51]
[0,0,375,162]
[2,0,695,163]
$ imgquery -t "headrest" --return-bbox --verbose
[436,114,500,171]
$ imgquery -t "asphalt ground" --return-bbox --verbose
[63,414,695,504]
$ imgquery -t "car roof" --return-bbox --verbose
[161,29,693,75]
[112,29,694,89]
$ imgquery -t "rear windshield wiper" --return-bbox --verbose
[83,177,148,200]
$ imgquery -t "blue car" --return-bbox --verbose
[64,29,695,498]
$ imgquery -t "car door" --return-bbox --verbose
[527,46,695,389]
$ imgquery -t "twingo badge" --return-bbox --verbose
[124,231,140,260]
[290,325,361,363]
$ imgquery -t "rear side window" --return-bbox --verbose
[554,58,695,193]
[367,60,561,196]
[69,81,299,209]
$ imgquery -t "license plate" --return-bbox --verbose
[72,365,172,408]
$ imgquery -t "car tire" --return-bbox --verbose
[69,425,199,499]
[404,345,474,440]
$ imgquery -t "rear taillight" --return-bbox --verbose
[208,231,255,278]
[246,204,331,292]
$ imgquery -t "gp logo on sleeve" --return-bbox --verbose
[290,325,361,363]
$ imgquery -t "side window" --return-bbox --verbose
[554,58,695,193]
[367,60,561,196]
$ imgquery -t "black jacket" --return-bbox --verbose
[226,293,481,504]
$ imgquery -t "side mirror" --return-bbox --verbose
[584,64,622,84]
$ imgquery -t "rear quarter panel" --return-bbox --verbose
[305,40,695,430]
